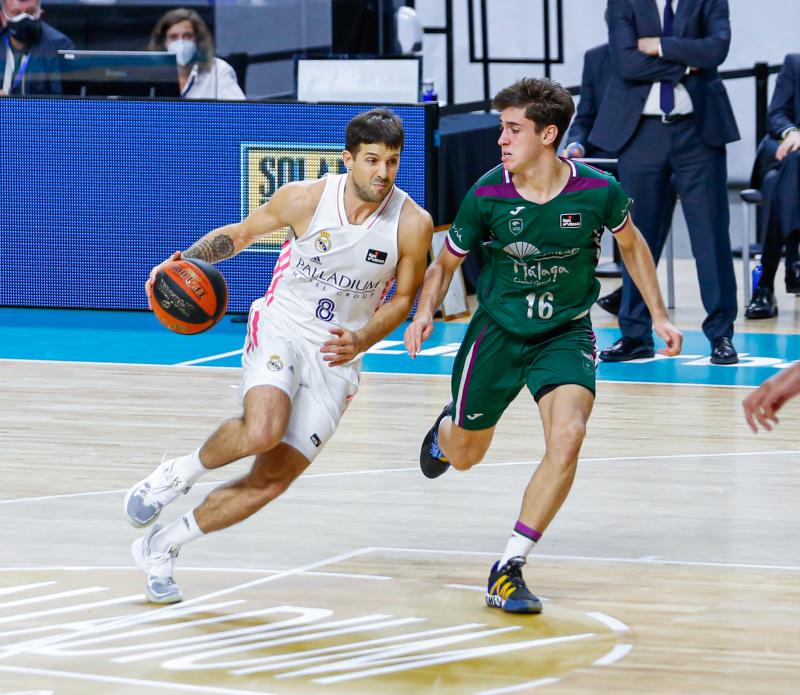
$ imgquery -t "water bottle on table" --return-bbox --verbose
[421,79,438,103]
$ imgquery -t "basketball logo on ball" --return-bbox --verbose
[149,258,228,334]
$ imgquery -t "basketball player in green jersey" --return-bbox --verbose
[404,77,683,614]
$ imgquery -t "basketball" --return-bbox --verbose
[148,258,228,334]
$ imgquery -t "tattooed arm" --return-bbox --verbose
[145,180,321,302]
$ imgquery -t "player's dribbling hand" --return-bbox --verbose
[145,250,182,309]
[321,327,363,367]
[654,319,683,357]
[403,314,434,359]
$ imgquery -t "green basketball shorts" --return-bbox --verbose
[450,308,597,430]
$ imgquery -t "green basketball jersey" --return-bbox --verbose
[445,159,631,337]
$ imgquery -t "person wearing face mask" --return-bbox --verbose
[0,0,73,96]
[148,8,244,100]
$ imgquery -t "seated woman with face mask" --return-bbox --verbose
[148,8,245,100]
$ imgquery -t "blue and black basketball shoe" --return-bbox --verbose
[485,556,542,614]
[419,402,453,478]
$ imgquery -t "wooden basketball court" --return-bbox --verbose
[1,261,799,693]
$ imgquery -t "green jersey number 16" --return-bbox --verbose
[525,291,554,320]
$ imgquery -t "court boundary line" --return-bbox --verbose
[366,546,800,572]
[0,547,379,660]
[2,448,796,507]
[0,357,777,388]
[0,663,275,695]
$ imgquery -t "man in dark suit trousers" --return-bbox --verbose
[744,53,800,319]
[591,0,740,364]
[564,43,626,316]
[564,39,678,317]
[0,0,73,96]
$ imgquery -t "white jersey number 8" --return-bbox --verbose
[316,298,336,322]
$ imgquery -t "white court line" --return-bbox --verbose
[445,584,484,592]
[477,678,562,694]
[368,546,800,572]
[0,566,390,582]
[1,448,797,507]
[0,581,57,597]
[586,612,629,633]
[0,594,142,626]
[0,586,106,610]
[175,349,243,367]
[0,664,275,695]
[0,357,772,388]
[593,643,633,666]
[0,547,378,660]
[0,357,238,371]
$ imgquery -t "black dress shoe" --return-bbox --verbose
[710,336,738,365]
[599,337,655,362]
[596,287,622,316]
[744,286,778,319]
[785,261,800,294]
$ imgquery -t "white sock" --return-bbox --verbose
[151,511,204,553]
[500,521,541,565]
[172,448,206,487]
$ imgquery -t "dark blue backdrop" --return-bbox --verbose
[0,98,430,312]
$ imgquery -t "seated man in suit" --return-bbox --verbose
[591,0,740,364]
[0,0,74,96]
[745,53,800,319]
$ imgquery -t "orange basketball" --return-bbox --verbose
[148,258,228,334]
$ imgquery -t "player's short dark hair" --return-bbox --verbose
[345,109,404,156]
[492,77,575,150]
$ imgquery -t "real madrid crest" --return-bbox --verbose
[267,354,284,371]
[315,230,332,253]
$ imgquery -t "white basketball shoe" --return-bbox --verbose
[124,456,192,528]
[131,524,183,604]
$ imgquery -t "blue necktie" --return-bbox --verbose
[660,0,675,115]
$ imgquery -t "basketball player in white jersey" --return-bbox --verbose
[124,109,433,603]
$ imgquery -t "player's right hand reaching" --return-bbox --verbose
[404,312,434,359]
[145,250,182,309]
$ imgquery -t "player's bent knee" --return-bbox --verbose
[548,421,586,461]
[448,444,486,471]
[243,421,285,454]
[244,474,293,508]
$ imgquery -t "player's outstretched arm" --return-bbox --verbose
[321,202,434,367]
[403,241,465,358]
[743,363,800,433]
[145,183,315,304]
[615,216,683,356]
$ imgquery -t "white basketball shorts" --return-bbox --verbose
[240,298,360,461]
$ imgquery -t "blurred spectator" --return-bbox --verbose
[563,42,616,161]
[592,0,740,365]
[745,53,800,319]
[148,8,244,100]
[0,0,73,95]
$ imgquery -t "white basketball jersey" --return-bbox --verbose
[261,173,406,343]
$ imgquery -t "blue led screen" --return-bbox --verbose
[0,98,429,312]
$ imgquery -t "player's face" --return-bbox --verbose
[498,106,559,173]
[343,143,401,203]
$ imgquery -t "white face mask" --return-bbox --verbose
[6,12,40,23]
[167,39,197,67]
